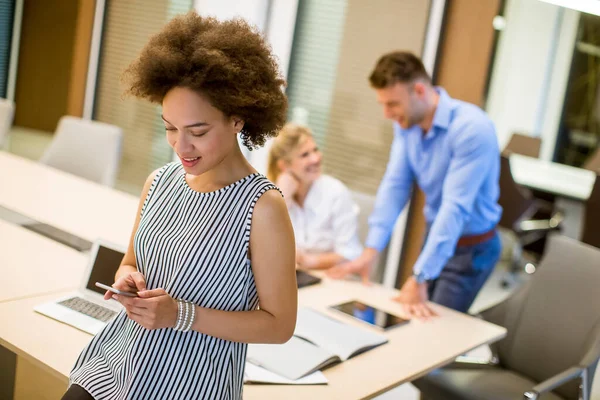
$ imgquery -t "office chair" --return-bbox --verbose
[503,133,542,159]
[580,175,600,249]
[351,190,388,282]
[40,116,123,187]
[497,155,563,286]
[0,98,15,149]
[414,234,600,400]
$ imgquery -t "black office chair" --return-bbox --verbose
[414,235,600,400]
[581,175,600,249]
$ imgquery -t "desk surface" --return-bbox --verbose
[0,152,506,399]
[0,278,506,400]
[0,152,138,246]
[0,219,86,302]
[510,154,596,201]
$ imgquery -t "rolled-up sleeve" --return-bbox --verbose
[413,119,497,279]
[365,125,414,252]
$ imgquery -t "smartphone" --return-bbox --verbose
[330,300,409,331]
[95,282,138,297]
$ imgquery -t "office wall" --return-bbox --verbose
[486,0,579,160]
[13,0,79,132]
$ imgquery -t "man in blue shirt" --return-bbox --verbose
[328,51,502,318]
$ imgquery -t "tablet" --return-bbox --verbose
[330,300,409,330]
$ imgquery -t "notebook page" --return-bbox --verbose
[294,307,388,361]
[247,335,339,380]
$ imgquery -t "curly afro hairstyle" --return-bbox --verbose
[123,11,288,150]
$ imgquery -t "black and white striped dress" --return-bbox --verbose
[70,162,278,399]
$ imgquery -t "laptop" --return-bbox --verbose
[34,240,126,335]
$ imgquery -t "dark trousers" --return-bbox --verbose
[62,384,94,400]
[427,232,502,313]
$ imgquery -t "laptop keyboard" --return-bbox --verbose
[58,297,117,322]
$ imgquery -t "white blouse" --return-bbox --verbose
[287,175,363,261]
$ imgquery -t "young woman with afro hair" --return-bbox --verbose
[62,11,297,400]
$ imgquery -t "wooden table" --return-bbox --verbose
[0,219,86,303]
[0,273,506,399]
[0,152,506,399]
[0,152,138,247]
[510,154,596,201]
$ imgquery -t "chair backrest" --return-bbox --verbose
[581,175,600,249]
[502,133,541,158]
[0,98,15,148]
[583,148,600,173]
[40,116,123,187]
[497,155,533,230]
[482,234,600,399]
[350,190,387,281]
[350,190,375,245]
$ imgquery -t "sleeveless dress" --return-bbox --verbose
[70,162,279,399]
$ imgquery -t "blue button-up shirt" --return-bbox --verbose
[366,88,502,280]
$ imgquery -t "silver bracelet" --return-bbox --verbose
[174,299,185,331]
[174,299,196,332]
[185,302,196,332]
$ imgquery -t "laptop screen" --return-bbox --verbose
[85,245,126,295]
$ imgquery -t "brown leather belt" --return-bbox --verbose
[456,228,496,247]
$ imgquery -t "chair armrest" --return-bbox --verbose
[518,210,564,232]
[516,199,564,232]
[523,366,584,399]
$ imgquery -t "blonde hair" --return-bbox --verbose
[267,123,314,182]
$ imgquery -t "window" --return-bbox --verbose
[0,0,15,98]
[555,13,600,166]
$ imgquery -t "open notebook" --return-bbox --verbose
[247,307,388,380]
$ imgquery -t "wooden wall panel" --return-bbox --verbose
[67,0,96,117]
[14,0,79,132]
[436,0,501,106]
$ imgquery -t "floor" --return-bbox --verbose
[4,127,600,399]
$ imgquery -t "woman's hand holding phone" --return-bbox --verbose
[103,271,146,300]
[103,272,178,330]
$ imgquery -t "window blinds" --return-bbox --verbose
[0,0,15,98]
[93,0,192,194]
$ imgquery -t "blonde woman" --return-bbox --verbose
[268,123,363,270]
